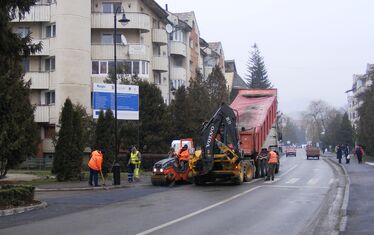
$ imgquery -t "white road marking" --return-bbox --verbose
[136,186,262,235]
[307,178,319,185]
[137,164,298,235]
[365,162,374,166]
[286,178,300,184]
[278,165,298,177]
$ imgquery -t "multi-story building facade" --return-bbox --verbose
[202,42,225,79]
[11,1,231,157]
[346,64,374,127]
[12,0,170,157]
[224,60,248,101]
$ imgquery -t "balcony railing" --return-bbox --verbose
[170,67,187,80]
[12,4,55,22]
[91,44,150,61]
[152,29,168,45]
[91,12,151,32]
[24,72,50,89]
[152,56,168,72]
[170,41,187,57]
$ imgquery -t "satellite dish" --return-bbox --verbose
[165,24,173,34]
[121,34,128,45]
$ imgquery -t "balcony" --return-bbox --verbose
[170,41,187,57]
[152,29,168,45]
[91,12,151,32]
[170,67,187,80]
[12,4,54,22]
[31,38,54,56]
[24,72,49,89]
[152,56,168,72]
[35,105,56,123]
[91,44,150,61]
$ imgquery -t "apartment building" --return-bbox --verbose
[346,64,374,127]
[224,60,248,101]
[12,0,170,157]
[202,42,225,79]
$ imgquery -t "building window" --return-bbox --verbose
[45,57,55,71]
[171,30,185,43]
[172,79,185,90]
[16,27,30,38]
[101,33,121,44]
[21,58,30,72]
[154,72,161,85]
[44,125,56,139]
[92,60,149,76]
[46,24,56,38]
[41,90,55,105]
[102,2,122,13]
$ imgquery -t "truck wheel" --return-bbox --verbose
[244,165,254,182]
[233,168,244,185]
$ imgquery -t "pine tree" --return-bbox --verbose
[357,76,374,155]
[245,43,272,89]
[187,70,211,145]
[169,86,189,139]
[52,99,84,181]
[0,0,41,177]
[206,65,229,112]
[338,113,354,147]
[94,109,115,175]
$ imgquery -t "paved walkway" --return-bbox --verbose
[324,153,374,235]
[0,173,40,182]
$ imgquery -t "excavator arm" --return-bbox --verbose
[197,103,241,175]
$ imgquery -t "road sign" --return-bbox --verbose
[93,83,139,120]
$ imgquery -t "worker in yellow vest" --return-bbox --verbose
[266,148,279,181]
[127,146,141,183]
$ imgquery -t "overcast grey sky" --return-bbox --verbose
[156,0,374,115]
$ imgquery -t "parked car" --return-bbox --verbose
[285,147,296,157]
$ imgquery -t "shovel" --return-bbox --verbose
[100,170,106,186]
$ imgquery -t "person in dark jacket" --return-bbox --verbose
[343,144,350,164]
[336,145,343,164]
[354,144,364,164]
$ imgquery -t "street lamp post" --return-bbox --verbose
[113,8,130,185]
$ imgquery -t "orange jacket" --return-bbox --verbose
[88,150,103,171]
[178,148,189,161]
[268,151,278,164]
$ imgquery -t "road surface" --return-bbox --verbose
[0,149,340,235]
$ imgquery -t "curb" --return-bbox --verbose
[326,158,350,232]
[35,184,130,192]
[0,201,47,217]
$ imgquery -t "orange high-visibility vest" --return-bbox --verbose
[268,151,278,164]
[178,148,189,161]
[88,150,103,171]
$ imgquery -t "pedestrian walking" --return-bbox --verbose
[343,144,350,164]
[354,144,364,164]
[88,149,104,187]
[256,148,268,178]
[127,146,141,183]
[336,145,343,164]
[266,148,278,181]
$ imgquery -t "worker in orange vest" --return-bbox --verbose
[88,149,104,187]
[177,144,189,171]
[266,148,279,181]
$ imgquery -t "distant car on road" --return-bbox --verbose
[306,146,320,160]
[285,147,296,157]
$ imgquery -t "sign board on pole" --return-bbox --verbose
[93,83,139,120]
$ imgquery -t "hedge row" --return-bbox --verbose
[0,185,35,207]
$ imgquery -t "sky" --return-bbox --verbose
[156,0,374,116]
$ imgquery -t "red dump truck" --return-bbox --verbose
[230,89,279,178]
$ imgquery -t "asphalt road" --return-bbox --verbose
[1,149,340,235]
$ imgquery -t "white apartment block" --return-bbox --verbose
[346,64,374,127]
[11,0,227,157]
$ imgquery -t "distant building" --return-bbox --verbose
[202,42,225,79]
[346,64,373,127]
[224,60,248,101]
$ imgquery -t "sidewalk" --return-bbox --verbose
[324,153,374,235]
[1,172,152,191]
